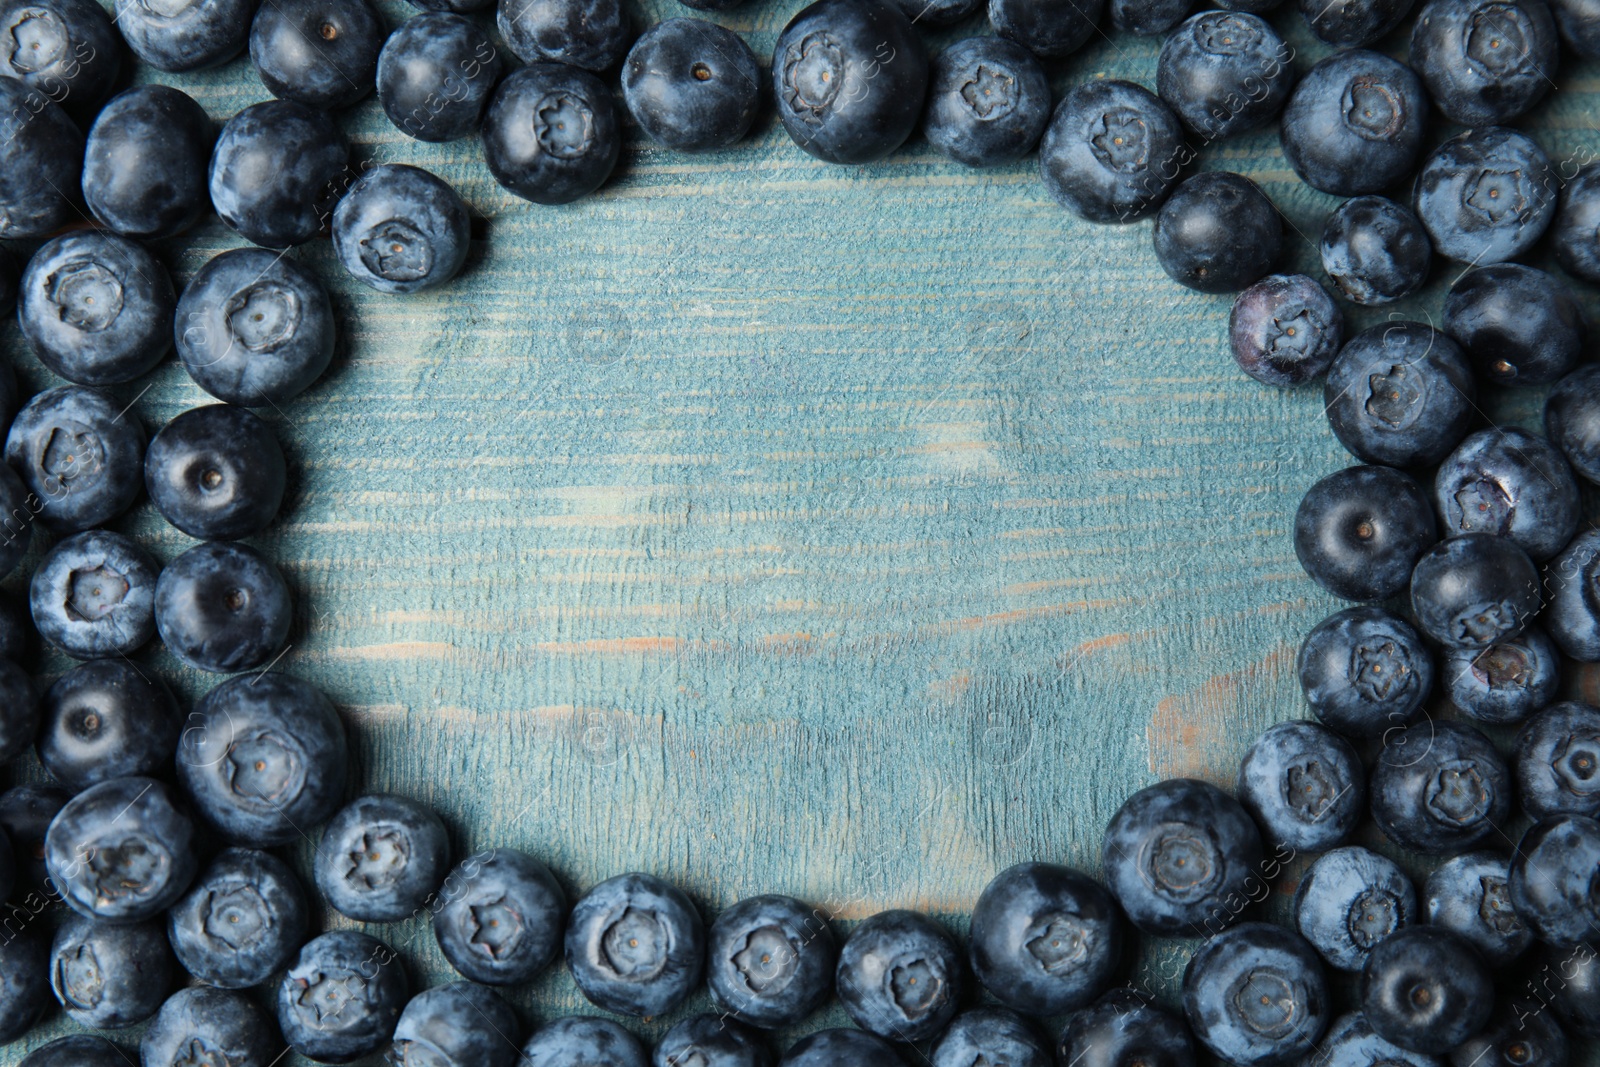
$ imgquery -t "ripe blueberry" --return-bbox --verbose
[1294,846,1416,971]
[482,62,621,204]
[1360,926,1493,1054]
[30,530,159,659]
[82,86,213,241]
[315,793,450,923]
[1432,427,1579,561]
[1038,79,1185,224]
[1442,625,1560,725]
[1370,719,1511,854]
[565,871,705,1016]
[1152,172,1282,293]
[249,0,385,111]
[208,100,350,248]
[1423,851,1531,965]
[167,847,309,989]
[48,912,173,1028]
[433,848,567,985]
[1294,465,1436,602]
[155,541,292,674]
[6,384,147,534]
[141,987,281,1067]
[1410,534,1541,649]
[706,893,837,1028]
[623,19,761,153]
[1320,196,1432,307]
[44,776,198,923]
[377,12,504,143]
[333,164,471,294]
[968,862,1121,1015]
[393,982,523,1067]
[277,930,409,1063]
[1446,265,1586,387]
[522,1017,649,1067]
[37,658,181,792]
[1415,126,1556,264]
[836,909,963,1041]
[1229,273,1343,387]
[1182,921,1331,1066]
[1238,720,1366,851]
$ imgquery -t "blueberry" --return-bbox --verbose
[1229,273,1343,387]
[0,783,67,895]
[706,893,836,1028]
[1517,702,1600,821]
[155,541,292,674]
[1423,851,1531,965]
[1326,324,1475,467]
[19,1037,130,1067]
[1551,0,1600,53]
[1238,721,1366,851]
[141,987,282,1067]
[890,0,982,23]
[1057,989,1197,1067]
[145,404,286,540]
[1037,80,1186,224]
[1412,535,1541,649]
[167,847,308,988]
[0,929,48,1044]
[1510,815,1600,945]
[393,982,523,1067]
[837,909,963,1041]
[1362,926,1493,1053]
[45,776,198,922]
[1294,846,1417,971]
[778,1029,902,1067]
[623,19,760,153]
[931,1008,1051,1067]
[1299,608,1432,739]
[176,247,336,406]
[1153,172,1282,293]
[1101,777,1264,937]
[989,0,1105,58]
[1415,126,1556,264]
[115,0,255,71]
[176,672,348,845]
[1280,51,1426,197]
[49,912,173,1028]
[315,792,449,922]
[655,1014,772,1067]
[278,930,409,1063]
[37,658,181,792]
[1156,12,1294,139]
[411,0,494,9]
[0,466,29,579]
[1320,196,1432,307]
[1299,0,1418,45]
[30,530,159,659]
[433,848,567,985]
[482,62,621,204]
[1545,530,1600,660]
[0,659,35,765]
[923,38,1050,168]
[1371,719,1511,854]
[0,0,119,114]
[1543,942,1600,1038]
[82,86,213,241]
[1308,1012,1448,1067]
[7,386,147,534]
[968,862,1121,1015]
[566,871,705,1016]
[209,100,349,248]
[1433,428,1579,561]
[0,74,83,239]
[1446,266,1585,387]
[772,0,928,164]
[1442,626,1560,725]
[1553,163,1600,284]
[1547,365,1600,484]
[523,1017,650,1067]
[378,12,503,143]
[250,0,385,111]
[1411,0,1557,126]
[1294,466,1436,602]
[1110,0,1195,34]
[498,0,629,70]
[1183,921,1331,1066]
[1448,1002,1567,1067]
[333,164,471,294]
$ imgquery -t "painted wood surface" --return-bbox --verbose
[3,0,1600,1061]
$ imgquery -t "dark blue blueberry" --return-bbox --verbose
[315,792,449,922]
[1299,607,1432,739]
[779,1029,902,1067]
[0,78,82,239]
[772,0,928,164]
[1411,535,1541,649]
[176,672,347,845]
[19,232,175,386]
[82,86,213,241]
[1361,927,1492,1054]
[277,930,409,1064]
[142,987,281,1067]
[482,62,621,204]
[0,0,119,115]
[1110,0,1194,34]
[1554,163,1600,284]
[989,0,1105,58]
[654,1014,772,1067]
[1280,51,1426,197]
[168,847,308,988]
[1517,702,1600,821]
[1546,530,1600,660]
[1238,721,1366,851]
[1294,466,1436,602]
[1442,626,1560,725]
[0,783,67,895]
[209,100,349,248]
[1423,851,1531,965]
[1323,322,1474,467]
[1303,1013,1442,1067]
[434,848,567,985]
[566,872,705,1016]
[30,530,159,659]
[1320,196,1432,306]
[49,912,173,1028]
[0,929,48,1044]
[1447,265,1584,387]
[968,862,1121,1015]
[18,1037,129,1067]
[378,12,503,143]
[1058,990,1197,1067]
[250,0,385,111]
[1229,273,1343,386]
[498,0,629,70]
[1153,172,1281,293]
[523,1017,650,1067]
[1101,777,1264,937]
[1037,79,1186,224]
[1411,0,1557,125]
[393,982,522,1067]
[706,893,836,1028]
[115,0,255,71]
[176,247,336,406]
[333,164,471,294]
[146,405,286,540]
[923,38,1050,168]
[1433,428,1578,560]
[623,19,760,153]
[0,659,36,765]
[1543,943,1600,1038]
[890,0,982,24]
[837,909,963,1041]
[155,541,292,674]
[931,1008,1051,1067]
[1183,921,1330,1066]
[1547,364,1600,483]
[38,658,180,792]
[1449,1003,1567,1067]
[1371,719,1511,854]
[1415,126,1556,264]
[1294,847,1416,972]
[44,776,198,922]
[1156,12,1294,140]
[0,465,29,580]
[1299,0,1418,45]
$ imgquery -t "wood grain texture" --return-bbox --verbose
[3,0,1600,1061]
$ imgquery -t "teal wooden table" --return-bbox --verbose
[4,0,1600,1060]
